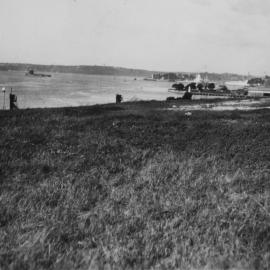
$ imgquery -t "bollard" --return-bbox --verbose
[9,88,18,110]
[182,91,192,100]
[116,94,123,104]
[2,87,6,110]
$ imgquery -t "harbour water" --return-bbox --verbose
[0,71,174,109]
[1,71,269,110]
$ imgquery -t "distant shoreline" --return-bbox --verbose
[0,63,250,81]
[0,63,154,78]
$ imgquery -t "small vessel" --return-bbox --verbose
[25,69,51,77]
[144,77,156,81]
[247,77,270,97]
[169,74,215,92]
[167,73,248,99]
[224,80,248,91]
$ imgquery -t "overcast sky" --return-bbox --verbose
[0,0,269,75]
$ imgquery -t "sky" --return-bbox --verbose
[0,0,269,75]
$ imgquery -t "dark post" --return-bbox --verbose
[9,88,18,110]
[2,87,6,110]
[182,91,193,100]
[116,94,123,104]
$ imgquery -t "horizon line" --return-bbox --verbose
[0,62,253,76]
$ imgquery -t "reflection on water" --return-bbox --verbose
[0,71,174,108]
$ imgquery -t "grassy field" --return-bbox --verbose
[0,100,270,270]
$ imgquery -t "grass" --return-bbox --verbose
[0,100,270,269]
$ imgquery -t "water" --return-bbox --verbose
[0,71,175,109]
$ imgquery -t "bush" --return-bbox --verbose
[207,83,215,90]
[172,83,184,91]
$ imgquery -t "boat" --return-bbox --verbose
[25,69,52,77]
[143,78,156,81]
[168,73,249,99]
[169,74,215,92]
[224,80,248,91]
[247,77,270,97]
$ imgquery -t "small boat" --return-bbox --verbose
[144,78,156,81]
[225,80,248,91]
[25,69,51,77]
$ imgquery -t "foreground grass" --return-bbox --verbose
[0,100,270,269]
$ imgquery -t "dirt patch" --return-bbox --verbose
[166,98,270,111]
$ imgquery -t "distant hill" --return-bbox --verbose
[0,63,154,77]
[0,63,249,81]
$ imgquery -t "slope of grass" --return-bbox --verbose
[0,101,270,269]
